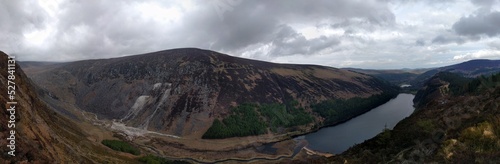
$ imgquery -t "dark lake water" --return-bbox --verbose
[303,93,415,154]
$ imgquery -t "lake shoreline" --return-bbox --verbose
[303,93,416,154]
[286,93,402,140]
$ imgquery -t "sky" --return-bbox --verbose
[1,0,500,69]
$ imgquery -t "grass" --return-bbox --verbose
[101,139,141,155]
[138,155,190,164]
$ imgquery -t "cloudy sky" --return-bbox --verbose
[1,0,500,69]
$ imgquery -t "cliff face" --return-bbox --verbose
[0,52,134,163]
[25,48,396,138]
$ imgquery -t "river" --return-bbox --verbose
[303,93,415,154]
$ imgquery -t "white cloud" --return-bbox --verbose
[453,49,500,61]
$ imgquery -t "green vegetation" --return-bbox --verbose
[434,72,473,94]
[430,71,500,95]
[259,104,292,130]
[203,90,399,139]
[311,92,398,125]
[375,129,392,148]
[258,101,313,132]
[202,101,314,139]
[461,72,500,94]
[138,155,190,164]
[101,139,140,155]
[202,103,267,139]
[416,119,436,134]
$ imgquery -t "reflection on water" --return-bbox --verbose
[303,94,415,154]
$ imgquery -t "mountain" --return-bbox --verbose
[347,60,500,94]
[345,68,431,86]
[23,48,397,140]
[0,51,136,163]
[410,59,500,89]
[322,72,500,163]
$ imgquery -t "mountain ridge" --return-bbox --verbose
[25,48,397,138]
[345,59,500,92]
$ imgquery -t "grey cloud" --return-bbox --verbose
[247,0,394,23]
[415,39,426,46]
[172,0,394,56]
[432,35,465,44]
[1,0,397,61]
[5,0,497,69]
[471,0,497,7]
[0,0,49,55]
[431,33,481,44]
[268,25,340,56]
[489,41,500,50]
[331,12,396,31]
[452,11,500,37]
[0,1,48,34]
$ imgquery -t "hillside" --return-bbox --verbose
[24,48,398,139]
[413,72,472,108]
[0,51,137,163]
[320,72,500,163]
[345,68,431,86]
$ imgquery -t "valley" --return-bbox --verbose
[3,48,499,163]
[16,48,399,162]
[4,0,500,163]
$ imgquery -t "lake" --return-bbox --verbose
[303,93,415,154]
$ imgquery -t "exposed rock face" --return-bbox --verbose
[0,52,130,163]
[25,48,395,138]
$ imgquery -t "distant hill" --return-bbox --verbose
[347,60,500,90]
[410,59,500,88]
[345,68,429,86]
